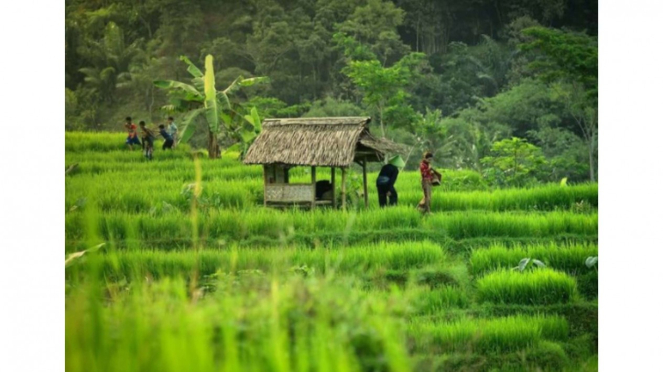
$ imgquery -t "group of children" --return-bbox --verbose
[124,116,178,160]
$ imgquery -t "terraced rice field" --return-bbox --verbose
[65,132,598,372]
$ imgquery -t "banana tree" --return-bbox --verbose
[154,55,267,158]
[225,106,262,158]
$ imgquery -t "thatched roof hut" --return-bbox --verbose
[243,117,405,208]
[243,117,404,167]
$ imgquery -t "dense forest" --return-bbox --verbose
[65,0,598,184]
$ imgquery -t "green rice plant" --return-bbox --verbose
[65,207,597,252]
[413,287,470,313]
[66,131,129,152]
[408,315,568,353]
[66,241,447,280]
[408,319,478,352]
[433,183,597,212]
[476,269,579,305]
[523,341,571,371]
[469,243,599,276]
[477,316,543,352]
[65,131,599,371]
[66,273,413,372]
[427,211,598,240]
[66,131,195,153]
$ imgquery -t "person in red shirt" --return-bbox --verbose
[417,151,435,214]
[124,116,141,150]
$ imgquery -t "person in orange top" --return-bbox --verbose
[124,116,141,150]
[417,151,435,214]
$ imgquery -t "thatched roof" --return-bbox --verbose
[243,117,406,167]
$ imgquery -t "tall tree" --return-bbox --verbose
[337,0,410,65]
[77,22,142,104]
[337,33,425,137]
[520,26,598,181]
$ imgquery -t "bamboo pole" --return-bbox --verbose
[262,166,267,207]
[331,167,336,208]
[341,167,347,210]
[311,166,316,210]
[362,159,368,208]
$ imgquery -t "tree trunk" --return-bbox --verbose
[588,144,595,182]
[588,131,597,182]
[208,131,221,159]
[416,18,420,52]
[379,104,385,138]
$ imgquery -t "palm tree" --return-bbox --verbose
[77,22,141,104]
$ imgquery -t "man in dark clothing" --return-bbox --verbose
[376,155,405,207]
[158,124,174,150]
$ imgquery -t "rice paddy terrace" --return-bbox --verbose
[65,132,598,372]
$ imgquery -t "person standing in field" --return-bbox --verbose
[167,117,178,148]
[124,116,141,150]
[417,151,435,214]
[376,155,405,207]
[139,121,155,160]
[158,124,174,150]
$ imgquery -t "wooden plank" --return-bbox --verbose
[341,167,347,210]
[265,184,315,202]
[331,167,336,208]
[362,160,368,208]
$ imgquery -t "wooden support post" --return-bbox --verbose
[262,166,267,207]
[311,166,316,210]
[362,159,368,208]
[341,167,347,210]
[331,167,336,208]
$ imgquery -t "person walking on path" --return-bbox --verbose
[417,152,436,214]
[158,124,174,150]
[167,117,178,148]
[124,116,141,150]
[376,155,405,207]
[139,121,155,160]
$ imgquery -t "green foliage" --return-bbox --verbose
[65,1,598,183]
[481,137,547,187]
[337,31,425,136]
[244,96,311,118]
[77,21,142,104]
[337,0,410,64]
[528,125,589,183]
[520,27,598,101]
[428,37,514,114]
[153,54,268,158]
[225,106,263,159]
[304,97,365,117]
[519,27,599,181]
